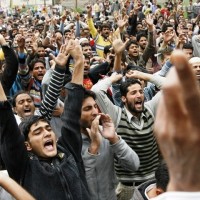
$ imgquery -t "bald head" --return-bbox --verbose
[189,57,200,81]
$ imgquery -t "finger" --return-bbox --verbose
[154,94,169,142]
[99,113,111,122]
[124,38,130,46]
[170,50,198,97]
[49,53,55,60]
[162,68,187,121]
[86,128,91,136]
[65,38,69,45]
[165,65,200,128]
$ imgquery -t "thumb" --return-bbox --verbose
[86,128,91,135]
[49,53,55,60]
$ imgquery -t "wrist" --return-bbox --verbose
[109,134,119,144]
[88,144,100,155]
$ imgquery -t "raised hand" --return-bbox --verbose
[112,34,127,55]
[16,35,25,49]
[54,44,70,67]
[154,50,200,191]
[68,39,83,60]
[163,30,175,44]
[86,5,92,18]
[99,113,119,144]
[117,16,128,29]
[145,14,154,31]
[110,72,123,84]
[0,34,7,45]
[86,115,102,154]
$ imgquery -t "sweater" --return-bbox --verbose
[115,109,159,182]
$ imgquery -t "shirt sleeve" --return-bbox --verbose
[91,78,121,127]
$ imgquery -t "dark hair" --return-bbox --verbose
[183,43,193,51]
[83,90,96,101]
[12,90,33,107]
[84,54,90,61]
[120,78,141,97]
[19,115,50,141]
[155,162,169,192]
[55,30,63,35]
[126,65,148,74]
[37,44,45,49]
[64,29,71,35]
[136,32,147,42]
[29,58,46,71]
[126,40,138,50]
[100,23,111,31]
[104,45,112,54]
[81,42,90,47]
[161,24,173,33]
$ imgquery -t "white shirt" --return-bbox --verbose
[151,192,200,200]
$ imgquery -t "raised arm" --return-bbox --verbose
[141,14,155,64]
[0,35,18,96]
[91,75,122,127]
[86,5,98,39]
[39,44,71,120]
[0,82,28,182]
[58,40,84,161]
[0,172,35,200]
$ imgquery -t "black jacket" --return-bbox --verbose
[0,83,90,200]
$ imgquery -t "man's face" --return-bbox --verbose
[128,44,139,57]
[64,31,72,39]
[191,61,200,80]
[26,120,57,158]
[138,36,147,49]
[80,97,99,129]
[82,45,92,58]
[25,37,33,49]
[122,83,145,116]
[158,17,164,24]
[136,24,143,32]
[37,47,45,57]
[0,31,7,38]
[37,25,44,33]
[169,19,175,26]
[84,58,91,76]
[32,62,46,81]
[14,93,35,118]
[101,27,110,39]
[183,48,193,60]
[82,29,90,38]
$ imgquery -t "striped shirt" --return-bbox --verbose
[115,108,159,182]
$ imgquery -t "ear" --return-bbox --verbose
[121,96,126,103]
[13,107,17,114]
[24,141,32,151]
[156,188,164,196]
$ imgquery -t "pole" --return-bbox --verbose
[75,0,77,9]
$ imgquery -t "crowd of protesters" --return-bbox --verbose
[0,0,200,199]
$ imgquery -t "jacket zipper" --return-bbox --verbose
[51,162,73,200]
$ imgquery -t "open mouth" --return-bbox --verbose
[135,100,143,109]
[44,140,54,151]
[84,69,89,73]
[23,108,32,115]
[38,74,44,78]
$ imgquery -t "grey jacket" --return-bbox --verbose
[81,134,140,200]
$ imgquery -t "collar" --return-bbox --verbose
[124,107,147,123]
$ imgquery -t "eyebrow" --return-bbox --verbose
[32,124,51,133]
